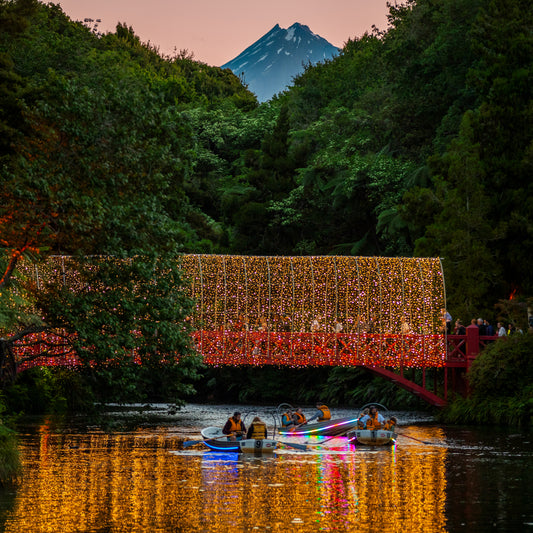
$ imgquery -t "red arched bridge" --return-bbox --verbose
[10,255,495,406]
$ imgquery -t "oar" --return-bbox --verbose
[304,432,350,447]
[289,418,309,432]
[398,432,431,445]
[183,439,207,448]
[183,433,232,448]
[183,438,209,447]
[278,440,308,451]
[184,436,308,452]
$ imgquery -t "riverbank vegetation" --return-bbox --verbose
[439,334,533,426]
[0,425,20,485]
[0,396,21,485]
[0,0,531,426]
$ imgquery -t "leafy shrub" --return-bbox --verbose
[440,334,533,426]
[4,368,95,415]
[468,334,533,399]
[0,397,21,485]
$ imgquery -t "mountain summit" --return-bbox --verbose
[221,23,339,102]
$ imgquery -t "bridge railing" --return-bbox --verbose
[191,330,446,368]
[13,324,498,374]
[446,325,498,368]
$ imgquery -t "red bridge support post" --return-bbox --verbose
[466,325,480,369]
[465,324,480,396]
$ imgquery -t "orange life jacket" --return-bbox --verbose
[250,422,267,439]
[228,417,244,433]
[281,412,293,427]
[384,419,397,431]
[317,405,331,421]
[366,413,382,430]
[294,412,306,425]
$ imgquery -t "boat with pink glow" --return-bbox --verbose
[276,403,359,437]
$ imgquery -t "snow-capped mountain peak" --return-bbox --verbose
[221,23,339,102]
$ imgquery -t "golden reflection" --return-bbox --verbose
[3,424,448,532]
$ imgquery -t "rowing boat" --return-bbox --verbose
[347,428,397,446]
[277,417,359,437]
[200,426,279,453]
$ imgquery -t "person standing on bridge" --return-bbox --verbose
[484,319,495,336]
[454,319,466,335]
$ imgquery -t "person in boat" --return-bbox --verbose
[223,411,247,441]
[281,409,295,428]
[246,416,268,439]
[307,402,331,423]
[292,407,306,426]
[359,405,385,429]
[384,416,397,431]
[357,407,369,425]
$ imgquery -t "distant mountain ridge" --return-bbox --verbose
[221,22,339,102]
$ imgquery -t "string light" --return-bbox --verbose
[14,255,446,369]
[180,255,446,368]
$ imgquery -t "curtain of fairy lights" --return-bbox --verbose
[14,255,446,369]
[179,255,446,368]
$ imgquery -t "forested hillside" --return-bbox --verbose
[1,0,531,407]
[213,0,532,323]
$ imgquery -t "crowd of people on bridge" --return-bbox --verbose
[446,312,527,338]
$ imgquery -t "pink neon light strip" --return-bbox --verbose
[280,418,359,436]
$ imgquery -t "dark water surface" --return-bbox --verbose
[0,404,531,532]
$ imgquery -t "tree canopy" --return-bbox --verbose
[1,0,531,399]
[0,0,255,390]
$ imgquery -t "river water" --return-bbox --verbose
[0,404,531,533]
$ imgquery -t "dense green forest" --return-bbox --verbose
[0,0,531,423]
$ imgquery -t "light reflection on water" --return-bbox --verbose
[1,405,531,532]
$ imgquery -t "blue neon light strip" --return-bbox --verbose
[204,442,241,452]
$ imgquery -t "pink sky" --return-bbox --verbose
[56,0,391,66]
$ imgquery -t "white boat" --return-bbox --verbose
[201,426,279,454]
[347,428,397,446]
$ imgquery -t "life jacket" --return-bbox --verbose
[281,413,293,427]
[228,417,244,433]
[250,421,267,439]
[294,412,306,425]
[384,420,396,431]
[366,413,382,430]
[317,405,331,421]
